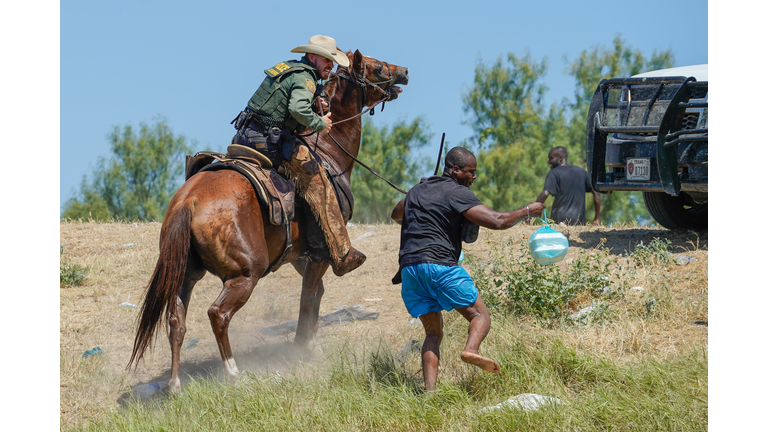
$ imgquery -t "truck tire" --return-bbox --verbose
[642,191,707,230]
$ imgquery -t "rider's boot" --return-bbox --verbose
[286,145,366,276]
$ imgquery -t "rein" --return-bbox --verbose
[325,131,407,194]
[303,59,408,194]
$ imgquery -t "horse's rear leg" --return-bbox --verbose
[168,262,205,392]
[208,275,259,383]
[292,260,330,350]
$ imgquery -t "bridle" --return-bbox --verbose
[323,60,400,125]
[301,59,407,194]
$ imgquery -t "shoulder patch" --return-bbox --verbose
[266,62,292,77]
[305,77,316,93]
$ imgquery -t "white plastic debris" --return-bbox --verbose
[569,305,595,319]
[675,254,697,266]
[119,302,137,308]
[259,305,379,336]
[397,339,422,363]
[132,381,167,399]
[364,298,383,302]
[631,286,644,292]
[353,231,376,241]
[266,371,284,385]
[335,304,365,312]
[122,243,138,247]
[408,317,421,328]
[480,393,562,413]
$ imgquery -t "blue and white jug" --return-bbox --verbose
[528,209,569,265]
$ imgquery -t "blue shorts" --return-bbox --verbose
[400,263,478,318]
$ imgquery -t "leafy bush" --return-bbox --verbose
[469,240,617,321]
[631,237,673,267]
[60,245,88,287]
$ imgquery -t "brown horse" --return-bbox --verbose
[128,50,409,391]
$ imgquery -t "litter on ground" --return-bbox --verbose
[397,339,422,363]
[259,305,379,336]
[480,393,563,413]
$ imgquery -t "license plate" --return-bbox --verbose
[626,158,651,181]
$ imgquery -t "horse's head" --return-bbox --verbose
[336,50,409,107]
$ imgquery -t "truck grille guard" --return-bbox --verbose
[586,76,708,196]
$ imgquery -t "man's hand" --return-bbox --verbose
[318,97,330,114]
[526,202,545,216]
[320,112,333,134]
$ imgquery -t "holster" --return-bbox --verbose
[231,111,288,166]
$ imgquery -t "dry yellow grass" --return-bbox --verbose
[60,220,707,429]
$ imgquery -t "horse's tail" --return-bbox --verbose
[128,204,192,369]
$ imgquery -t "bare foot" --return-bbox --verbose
[460,351,501,373]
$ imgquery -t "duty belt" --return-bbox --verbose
[245,108,284,129]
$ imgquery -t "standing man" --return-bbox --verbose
[536,146,601,225]
[391,147,544,391]
[230,35,365,276]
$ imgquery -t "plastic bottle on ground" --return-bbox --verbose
[132,381,168,399]
[675,255,697,266]
[82,347,104,358]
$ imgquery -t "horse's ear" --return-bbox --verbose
[353,50,363,70]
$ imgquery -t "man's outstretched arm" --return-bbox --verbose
[464,202,544,230]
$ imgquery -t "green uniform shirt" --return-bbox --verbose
[247,56,326,133]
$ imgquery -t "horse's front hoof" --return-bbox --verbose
[294,338,316,354]
[169,378,182,393]
[223,358,241,383]
[225,372,240,384]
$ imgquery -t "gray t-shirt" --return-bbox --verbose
[543,164,593,225]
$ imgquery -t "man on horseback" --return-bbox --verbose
[230,35,366,277]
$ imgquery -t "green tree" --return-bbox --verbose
[460,37,675,225]
[62,117,191,221]
[565,36,674,224]
[461,52,565,212]
[351,117,431,223]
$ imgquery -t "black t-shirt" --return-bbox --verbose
[543,164,592,225]
[397,175,483,271]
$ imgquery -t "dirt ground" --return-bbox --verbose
[59,220,707,427]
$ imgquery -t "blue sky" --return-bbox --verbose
[57,0,711,212]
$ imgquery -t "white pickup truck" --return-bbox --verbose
[585,64,708,230]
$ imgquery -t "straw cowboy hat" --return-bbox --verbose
[291,35,350,68]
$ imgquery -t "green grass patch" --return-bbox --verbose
[468,239,620,322]
[61,244,88,287]
[69,323,706,432]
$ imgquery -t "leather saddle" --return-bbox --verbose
[185,145,299,276]
[184,144,356,274]
[185,145,295,227]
